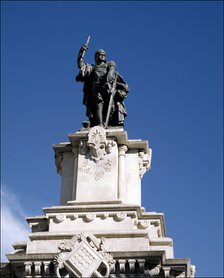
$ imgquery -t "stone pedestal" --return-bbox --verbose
[54,127,151,206]
[5,127,195,277]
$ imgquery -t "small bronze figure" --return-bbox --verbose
[76,37,129,128]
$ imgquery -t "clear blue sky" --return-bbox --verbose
[1,1,223,277]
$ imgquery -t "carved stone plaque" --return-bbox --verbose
[64,242,106,277]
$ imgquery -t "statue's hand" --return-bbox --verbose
[104,82,112,93]
[80,43,88,53]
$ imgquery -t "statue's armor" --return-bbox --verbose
[91,62,114,104]
[92,63,108,82]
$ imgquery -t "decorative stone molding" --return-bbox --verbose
[114,212,126,221]
[84,213,96,222]
[138,150,151,178]
[118,145,128,157]
[28,217,48,232]
[58,239,75,252]
[54,233,114,278]
[151,221,160,227]
[101,212,109,219]
[54,214,65,223]
[129,212,137,218]
[150,220,162,237]
[13,261,55,277]
[55,153,63,175]
[49,211,147,224]
[70,213,79,220]
[157,228,162,238]
[137,220,150,229]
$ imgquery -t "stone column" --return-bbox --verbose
[118,259,126,277]
[60,152,74,205]
[163,266,171,277]
[137,259,145,274]
[128,259,136,274]
[118,145,128,201]
[72,146,79,200]
[34,261,42,278]
[43,261,51,276]
[24,262,32,278]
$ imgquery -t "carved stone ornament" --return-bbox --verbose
[54,232,115,278]
[138,149,152,178]
[55,153,63,175]
[82,154,112,181]
[114,212,126,221]
[79,126,117,180]
[84,126,116,161]
[84,213,96,222]
[137,220,150,229]
[54,214,66,223]
[149,264,161,277]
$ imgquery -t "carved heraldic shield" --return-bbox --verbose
[54,233,114,277]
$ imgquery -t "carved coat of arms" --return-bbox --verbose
[79,126,117,181]
[54,233,114,278]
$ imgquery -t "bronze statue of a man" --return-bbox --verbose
[76,42,129,128]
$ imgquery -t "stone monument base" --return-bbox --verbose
[4,127,195,277]
[6,202,194,277]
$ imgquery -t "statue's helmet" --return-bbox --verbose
[95,49,106,62]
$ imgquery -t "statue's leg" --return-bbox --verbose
[95,103,103,126]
